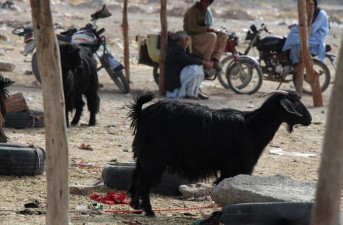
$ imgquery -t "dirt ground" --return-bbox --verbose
[0,1,342,224]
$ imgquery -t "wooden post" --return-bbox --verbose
[159,0,167,96]
[29,1,69,224]
[122,0,130,82]
[297,0,323,106]
[310,36,343,225]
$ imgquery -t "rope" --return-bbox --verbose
[104,204,216,214]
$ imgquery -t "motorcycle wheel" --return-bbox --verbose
[292,58,330,94]
[153,63,159,85]
[218,55,234,89]
[102,55,130,94]
[105,68,130,94]
[227,58,263,94]
[31,52,41,83]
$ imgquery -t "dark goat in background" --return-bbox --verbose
[59,43,99,126]
[127,90,312,216]
[0,75,14,142]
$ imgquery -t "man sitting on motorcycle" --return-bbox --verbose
[282,0,329,65]
[183,0,227,71]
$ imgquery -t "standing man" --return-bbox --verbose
[183,0,227,71]
[165,31,213,100]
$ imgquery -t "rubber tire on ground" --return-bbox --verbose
[102,162,199,196]
[221,202,313,225]
[292,58,331,95]
[31,52,41,83]
[227,58,263,95]
[0,143,45,176]
[153,63,159,85]
[4,110,44,129]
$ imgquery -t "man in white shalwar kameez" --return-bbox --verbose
[282,0,329,65]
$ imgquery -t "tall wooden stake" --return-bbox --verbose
[159,0,167,96]
[29,1,69,224]
[297,0,323,106]
[122,0,130,82]
[310,36,343,225]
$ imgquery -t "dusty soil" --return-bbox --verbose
[0,0,342,224]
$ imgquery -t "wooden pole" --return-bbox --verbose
[159,0,167,96]
[297,0,323,106]
[310,35,343,225]
[122,0,130,82]
[29,1,69,224]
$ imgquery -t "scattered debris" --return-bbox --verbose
[269,147,316,157]
[89,191,129,205]
[77,143,93,151]
[24,200,42,208]
[74,203,103,215]
[70,185,95,196]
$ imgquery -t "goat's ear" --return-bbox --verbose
[280,98,303,117]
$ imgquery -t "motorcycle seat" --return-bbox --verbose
[57,34,72,43]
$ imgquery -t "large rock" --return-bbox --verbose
[179,183,213,199]
[211,174,316,206]
[0,61,15,72]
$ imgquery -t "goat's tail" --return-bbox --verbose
[0,75,14,116]
[128,91,156,134]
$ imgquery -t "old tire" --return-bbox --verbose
[102,163,198,196]
[221,202,313,225]
[292,58,330,95]
[102,54,130,94]
[4,110,44,129]
[218,55,235,89]
[31,52,41,83]
[227,58,263,95]
[153,63,159,85]
[0,143,45,176]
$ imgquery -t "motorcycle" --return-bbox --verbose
[147,30,261,91]
[224,23,335,95]
[12,5,130,94]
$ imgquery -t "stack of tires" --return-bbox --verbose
[4,92,44,129]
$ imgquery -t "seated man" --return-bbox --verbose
[282,0,329,65]
[183,0,227,71]
[165,31,213,100]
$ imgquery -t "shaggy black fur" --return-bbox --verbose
[127,90,312,216]
[0,75,14,142]
[59,43,100,126]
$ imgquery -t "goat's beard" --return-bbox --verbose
[287,123,294,133]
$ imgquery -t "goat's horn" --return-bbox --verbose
[259,90,289,98]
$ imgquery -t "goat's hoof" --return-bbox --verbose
[129,200,140,210]
[145,211,155,217]
[88,120,96,126]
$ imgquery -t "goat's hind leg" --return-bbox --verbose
[85,91,99,126]
[71,97,84,125]
[136,164,165,217]
[128,165,141,211]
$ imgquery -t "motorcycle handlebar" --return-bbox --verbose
[97,28,105,36]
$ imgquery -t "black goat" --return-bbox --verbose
[59,43,99,126]
[0,75,14,142]
[127,90,312,216]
